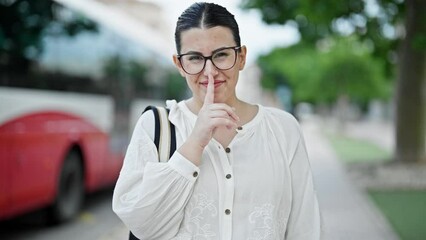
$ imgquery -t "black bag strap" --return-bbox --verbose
[142,105,176,161]
[129,232,138,240]
[129,105,177,240]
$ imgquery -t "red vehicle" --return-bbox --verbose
[0,110,123,223]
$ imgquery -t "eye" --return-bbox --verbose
[213,51,230,59]
[186,54,204,62]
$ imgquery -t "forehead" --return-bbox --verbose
[180,26,236,54]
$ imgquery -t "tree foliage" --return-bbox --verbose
[0,0,97,73]
[258,42,321,102]
[102,55,186,100]
[102,55,149,99]
[164,71,188,101]
[259,37,388,105]
[241,0,406,76]
[242,0,425,162]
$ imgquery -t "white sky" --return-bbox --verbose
[145,0,300,63]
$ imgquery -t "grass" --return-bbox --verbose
[369,191,426,240]
[327,133,426,240]
[327,133,391,163]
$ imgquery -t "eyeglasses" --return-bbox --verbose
[177,46,241,75]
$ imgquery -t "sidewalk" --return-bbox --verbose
[340,120,394,151]
[301,118,400,240]
[98,225,128,240]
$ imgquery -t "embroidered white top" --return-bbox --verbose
[112,100,320,240]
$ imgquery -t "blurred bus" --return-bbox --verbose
[0,87,123,223]
[0,1,177,223]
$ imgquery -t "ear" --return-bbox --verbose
[237,46,247,71]
[173,54,186,77]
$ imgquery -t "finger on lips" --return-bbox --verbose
[203,74,215,105]
[203,74,240,124]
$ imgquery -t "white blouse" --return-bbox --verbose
[113,100,320,240]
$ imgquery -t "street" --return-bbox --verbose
[0,188,126,240]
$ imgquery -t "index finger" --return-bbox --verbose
[203,74,214,105]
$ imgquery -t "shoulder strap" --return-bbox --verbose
[143,105,176,162]
[129,106,177,240]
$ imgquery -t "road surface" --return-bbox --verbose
[0,188,127,240]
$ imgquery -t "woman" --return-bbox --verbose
[113,2,320,239]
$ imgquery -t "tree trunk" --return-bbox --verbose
[108,76,134,154]
[395,0,426,163]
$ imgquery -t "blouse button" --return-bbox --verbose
[225,209,231,215]
[226,174,232,179]
[193,171,198,177]
[237,126,243,130]
[225,147,231,153]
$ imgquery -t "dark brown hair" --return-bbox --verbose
[174,2,241,54]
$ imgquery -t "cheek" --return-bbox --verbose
[225,70,239,85]
[185,76,198,91]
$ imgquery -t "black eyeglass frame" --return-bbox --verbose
[177,46,242,75]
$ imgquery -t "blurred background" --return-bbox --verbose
[0,0,424,240]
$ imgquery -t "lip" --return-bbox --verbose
[200,80,225,88]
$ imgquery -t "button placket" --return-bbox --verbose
[220,145,234,239]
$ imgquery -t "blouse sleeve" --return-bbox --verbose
[285,126,321,240]
[112,111,200,240]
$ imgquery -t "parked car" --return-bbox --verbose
[0,110,123,223]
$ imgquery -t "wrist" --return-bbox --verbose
[177,137,205,166]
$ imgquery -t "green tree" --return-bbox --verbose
[258,42,322,103]
[128,59,149,97]
[259,37,388,105]
[318,37,389,105]
[319,54,387,105]
[102,55,152,139]
[242,0,425,163]
[0,0,97,73]
[164,70,187,101]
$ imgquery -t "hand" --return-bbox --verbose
[190,74,240,149]
[177,74,239,166]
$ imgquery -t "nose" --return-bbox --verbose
[203,59,218,76]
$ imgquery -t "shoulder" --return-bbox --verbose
[139,100,176,127]
[261,106,308,163]
[136,100,182,139]
[134,105,164,141]
[261,106,303,141]
[262,106,299,127]
[139,106,156,126]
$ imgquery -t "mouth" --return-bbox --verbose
[200,80,225,88]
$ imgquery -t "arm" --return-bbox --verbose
[112,112,200,239]
[285,127,321,240]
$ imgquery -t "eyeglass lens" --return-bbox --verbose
[180,48,237,74]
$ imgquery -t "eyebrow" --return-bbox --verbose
[181,46,233,56]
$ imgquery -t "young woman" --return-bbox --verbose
[113,2,320,239]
